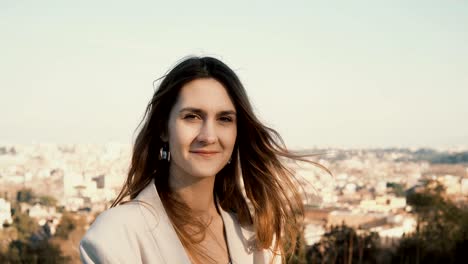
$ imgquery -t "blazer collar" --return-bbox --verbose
[219,204,256,264]
[135,179,256,264]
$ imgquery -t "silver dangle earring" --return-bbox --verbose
[159,142,171,162]
[227,157,232,164]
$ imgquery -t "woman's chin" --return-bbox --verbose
[189,170,218,179]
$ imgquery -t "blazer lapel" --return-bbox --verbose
[135,180,192,264]
[219,206,256,264]
[135,180,258,264]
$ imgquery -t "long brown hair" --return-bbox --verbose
[112,56,327,263]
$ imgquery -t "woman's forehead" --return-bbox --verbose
[174,78,236,112]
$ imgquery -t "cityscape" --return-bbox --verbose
[2,1,467,263]
[0,143,467,263]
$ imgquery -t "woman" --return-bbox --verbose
[80,56,318,264]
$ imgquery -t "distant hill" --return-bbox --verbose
[394,148,468,164]
[300,147,468,164]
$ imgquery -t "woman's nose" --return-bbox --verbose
[197,120,217,144]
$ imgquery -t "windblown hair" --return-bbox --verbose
[112,56,326,263]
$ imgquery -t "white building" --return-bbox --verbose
[461,178,468,195]
[304,223,325,246]
[28,203,57,224]
[0,198,13,228]
[359,195,406,213]
[441,175,461,195]
[372,214,417,238]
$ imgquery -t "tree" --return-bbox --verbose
[0,208,71,263]
[286,223,307,264]
[12,210,38,240]
[16,189,35,203]
[39,195,58,207]
[393,179,468,264]
[386,182,405,197]
[55,213,76,239]
[1,239,70,264]
[306,224,382,264]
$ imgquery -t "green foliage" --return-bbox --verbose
[386,182,406,197]
[394,179,468,264]
[0,209,71,263]
[0,239,70,264]
[301,179,468,263]
[285,224,307,264]
[16,189,35,203]
[55,213,76,239]
[15,189,58,207]
[0,246,21,263]
[38,195,58,207]
[306,224,381,264]
[12,210,38,240]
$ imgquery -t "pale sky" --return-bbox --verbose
[1,0,467,149]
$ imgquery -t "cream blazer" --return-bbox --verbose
[79,180,280,264]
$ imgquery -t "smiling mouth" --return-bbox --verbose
[190,151,219,157]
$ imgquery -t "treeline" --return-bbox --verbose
[289,180,468,264]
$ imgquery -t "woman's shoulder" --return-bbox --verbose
[81,205,133,243]
[79,202,157,263]
[83,201,156,238]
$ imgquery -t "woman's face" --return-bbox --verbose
[164,78,237,181]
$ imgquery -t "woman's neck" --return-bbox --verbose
[168,167,219,217]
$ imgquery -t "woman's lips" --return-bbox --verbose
[190,151,219,157]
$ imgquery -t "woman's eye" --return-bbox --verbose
[184,114,200,120]
[219,116,233,122]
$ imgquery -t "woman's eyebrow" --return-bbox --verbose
[179,107,204,114]
[179,107,236,115]
[217,110,236,116]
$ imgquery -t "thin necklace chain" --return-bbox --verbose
[206,219,232,264]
